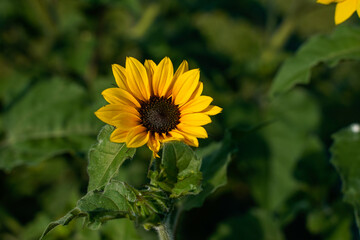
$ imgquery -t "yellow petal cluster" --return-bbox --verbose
[317,0,360,24]
[95,57,222,157]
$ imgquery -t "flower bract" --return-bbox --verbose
[95,57,222,157]
[317,0,360,24]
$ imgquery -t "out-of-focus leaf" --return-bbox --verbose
[330,123,360,230]
[0,72,32,106]
[252,89,320,211]
[195,12,263,64]
[0,78,102,171]
[180,133,232,211]
[87,125,136,192]
[327,218,352,240]
[209,212,263,240]
[269,26,360,98]
[209,209,284,240]
[253,209,285,240]
[101,219,156,240]
[150,141,202,198]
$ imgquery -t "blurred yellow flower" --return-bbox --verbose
[95,57,222,157]
[317,0,360,24]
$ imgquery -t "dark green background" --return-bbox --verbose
[1,0,360,239]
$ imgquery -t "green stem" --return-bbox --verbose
[155,224,173,240]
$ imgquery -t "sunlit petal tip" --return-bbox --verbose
[334,0,357,25]
[173,69,200,106]
[126,57,150,100]
[201,105,222,116]
[94,105,121,125]
[180,113,212,126]
[183,135,199,147]
[317,0,335,5]
[180,96,213,115]
[154,56,174,97]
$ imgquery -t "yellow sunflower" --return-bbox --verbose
[317,0,360,24]
[95,57,222,157]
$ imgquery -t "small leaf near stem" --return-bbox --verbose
[155,223,173,240]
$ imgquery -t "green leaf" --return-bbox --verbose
[40,208,85,240]
[0,78,102,171]
[41,180,170,239]
[180,134,232,211]
[87,125,136,192]
[209,209,285,240]
[252,209,285,240]
[101,219,156,240]
[330,123,360,230]
[209,212,263,240]
[269,26,360,98]
[150,141,202,198]
[254,89,320,211]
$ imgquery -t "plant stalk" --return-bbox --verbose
[155,224,173,240]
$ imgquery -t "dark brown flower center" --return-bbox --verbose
[139,96,180,134]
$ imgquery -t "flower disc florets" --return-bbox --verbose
[139,96,180,134]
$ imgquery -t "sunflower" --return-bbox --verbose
[317,0,360,24]
[95,57,222,157]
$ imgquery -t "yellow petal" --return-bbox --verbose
[335,0,357,24]
[116,105,140,116]
[112,112,141,130]
[152,57,174,97]
[174,60,189,79]
[165,60,189,98]
[102,88,141,108]
[161,130,185,143]
[317,0,336,4]
[188,82,203,102]
[126,57,150,101]
[144,59,157,95]
[166,129,198,146]
[126,125,149,148]
[180,113,212,126]
[112,64,128,90]
[357,0,360,17]
[110,128,128,143]
[168,129,185,140]
[158,132,167,141]
[94,105,121,125]
[95,104,139,124]
[200,105,222,116]
[147,135,160,157]
[180,96,213,115]
[177,123,208,138]
[172,69,200,106]
[183,134,199,147]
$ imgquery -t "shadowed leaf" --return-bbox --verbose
[87,125,136,192]
[270,26,360,98]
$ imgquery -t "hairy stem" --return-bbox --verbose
[155,224,173,240]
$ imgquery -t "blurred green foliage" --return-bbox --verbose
[1,0,360,239]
